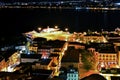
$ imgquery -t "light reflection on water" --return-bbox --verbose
[0,7,120,36]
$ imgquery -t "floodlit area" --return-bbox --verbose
[25,27,73,41]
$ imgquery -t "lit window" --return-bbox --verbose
[74,75,76,77]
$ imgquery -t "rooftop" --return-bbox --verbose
[61,47,79,62]
[40,59,52,65]
[20,54,42,59]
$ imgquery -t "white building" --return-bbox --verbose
[66,67,79,80]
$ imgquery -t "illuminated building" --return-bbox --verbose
[0,50,20,72]
[29,45,38,53]
[98,52,118,70]
[67,66,79,80]
[0,57,5,71]
[117,46,120,66]
[79,34,108,43]
[68,42,85,49]
[59,66,79,80]
[97,43,120,71]
[32,59,53,70]
[86,42,120,69]
[20,54,41,63]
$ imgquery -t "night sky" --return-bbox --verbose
[0,8,120,37]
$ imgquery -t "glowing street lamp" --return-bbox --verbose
[65,28,68,32]
[38,27,42,31]
[55,26,58,29]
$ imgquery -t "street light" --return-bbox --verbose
[65,28,68,32]
[65,28,69,41]
[55,26,58,29]
[38,27,42,32]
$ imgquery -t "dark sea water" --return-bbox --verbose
[1,8,120,37]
